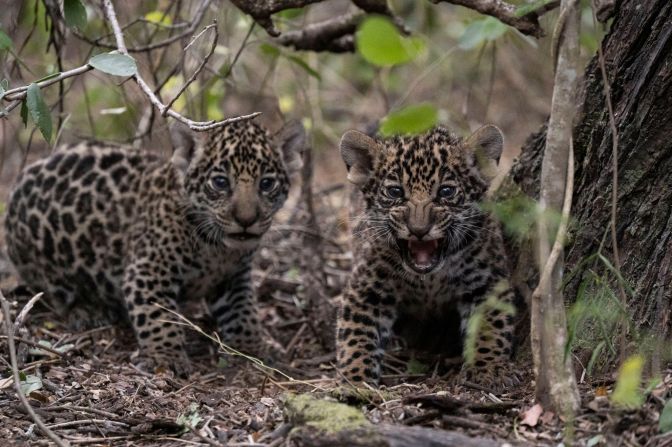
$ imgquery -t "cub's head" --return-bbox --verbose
[173,120,304,250]
[340,125,503,275]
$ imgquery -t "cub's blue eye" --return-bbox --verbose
[259,177,276,192]
[386,186,404,199]
[438,185,456,198]
[211,176,229,191]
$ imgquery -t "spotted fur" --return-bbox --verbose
[336,125,517,389]
[5,120,304,373]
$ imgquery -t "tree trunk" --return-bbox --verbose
[512,0,672,366]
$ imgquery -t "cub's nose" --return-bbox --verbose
[233,206,259,228]
[233,210,259,228]
[407,222,432,240]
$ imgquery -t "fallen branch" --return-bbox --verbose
[0,292,70,447]
[101,0,260,131]
[284,394,503,447]
[430,0,558,38]
[404,393,520,414]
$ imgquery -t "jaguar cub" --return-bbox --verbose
[5,120,304,372]
[336,125,516,389]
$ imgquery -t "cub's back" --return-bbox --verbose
[5,144,160,323]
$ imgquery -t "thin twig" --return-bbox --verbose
[0,335,65,357]
[13,292,44,330]
[590,0,627,361]
[162,21,219,115]
[0,65,92,117]
[72,0,213,53]
[0,292,70,447]
[46,419,129,430]
[101,0,261,131]
[154,304,326,390]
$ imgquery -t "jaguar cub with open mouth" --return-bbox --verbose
[336,124,518,390]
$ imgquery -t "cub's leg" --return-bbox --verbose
[336,266,397,385]
[460,279,517,389]
[123,256,189,374]
[208,266,265,356]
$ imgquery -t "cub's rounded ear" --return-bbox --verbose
[170,122,198,175]
[275,120,305,173]
[340,130,381,186]
[465,124,504,163]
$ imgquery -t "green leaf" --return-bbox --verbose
[19,374,43,395]
[259,43,281,58]
[145,11,172,26]
[176,402,203,431]
[514,0,554,17]
[26,83,52,142]
[64,0,87,30]
[406,358,429,375]
[0,28,12,50]
[660,400,672,433]
[379,103,438,136]
[286,55,321,80]
[356,16,425,67]
[89,53,138,77]
[276,8,305,19]
[458,17,508,50]
[611,354,645,409]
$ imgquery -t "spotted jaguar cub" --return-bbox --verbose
[336,125,517,389]
[5,120,304,372]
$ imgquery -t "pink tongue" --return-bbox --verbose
[408,240,437,266]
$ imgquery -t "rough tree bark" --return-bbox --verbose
[512,0,672,366]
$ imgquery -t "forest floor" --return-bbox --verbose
[0,185,670,447]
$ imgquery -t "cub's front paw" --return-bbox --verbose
[460,361,521,392]
[136,349,192,377]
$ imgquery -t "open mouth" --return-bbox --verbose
[398,238,444,274]
[227,232,261,242]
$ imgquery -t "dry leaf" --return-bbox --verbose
[0,377,13,390]
[29,390,50,404]
[521,403,543,427]
[595,386,608,397]
[540,409,556,425]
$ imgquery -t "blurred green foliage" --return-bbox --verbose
[611,354,645,409]
[379,103,438,136]
[463,281,515,366]
[356,16,425,67]
[458,17,508,50]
